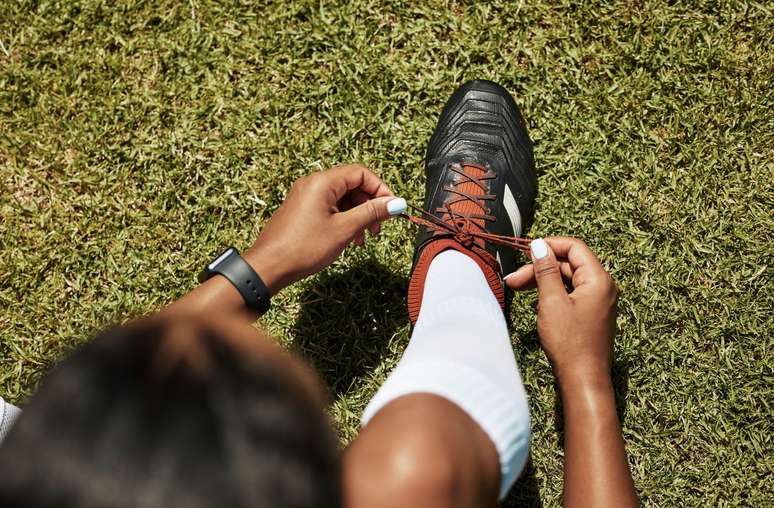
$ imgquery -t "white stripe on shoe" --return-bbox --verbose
[503,184,522,237]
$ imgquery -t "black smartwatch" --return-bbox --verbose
[198,247,271,314]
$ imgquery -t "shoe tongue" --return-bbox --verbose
[442,164,489,246]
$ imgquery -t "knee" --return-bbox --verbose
[345,394,503,507]
[346,422,461,507]
[386,423,461,497]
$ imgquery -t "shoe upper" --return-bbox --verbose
[415,79,537,276]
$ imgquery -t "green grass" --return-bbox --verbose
[1,0,772,505]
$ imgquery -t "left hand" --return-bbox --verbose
[244,164,404,294]
[504,237,618,385]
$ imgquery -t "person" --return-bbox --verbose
[0,80,637,507]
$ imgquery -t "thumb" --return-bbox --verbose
[338,196,406,235]
[530,238,568,303]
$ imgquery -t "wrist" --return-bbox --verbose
[557,368,618,425]
[555,365,613,396]
[243,242,293,296]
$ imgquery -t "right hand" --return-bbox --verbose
[504,237,618,384]
[245,164,404,294]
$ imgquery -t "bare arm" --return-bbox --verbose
[161,247,288,323]
[506,237,637,507]
[559,371,636,507]
[163,164,399,321]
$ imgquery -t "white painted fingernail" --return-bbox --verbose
[387,197,407,216]
[503,272,516,280]
[530,238,549,260]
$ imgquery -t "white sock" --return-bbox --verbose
[0,397,21,444]
[362,250,530,499]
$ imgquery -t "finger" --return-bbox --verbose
[530,238,569,303]
[559,260,574,280]
[325,164,394,202]
[353,231,365,247]
[337,196,406,237]
[343,189,381,235]
[505,260,574,290]
[543,237,604,272]
[544,237,608,288]
[504,264,534,290]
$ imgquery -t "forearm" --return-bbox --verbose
[559,371,637,508]
[161,245,288,323]
[160,165,397,321]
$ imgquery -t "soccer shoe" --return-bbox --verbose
[407,79,537,324]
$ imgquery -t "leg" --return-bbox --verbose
[344,394,500,508]
[345,251,531,507]
[345,80,536,506]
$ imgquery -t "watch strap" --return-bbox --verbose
[199,248,271,314]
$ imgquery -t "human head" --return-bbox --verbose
[0,317,341,508]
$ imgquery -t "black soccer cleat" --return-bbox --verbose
[407,80,537,323]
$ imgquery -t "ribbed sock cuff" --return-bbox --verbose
[407,239,505,325]
[0,397,21,444]
[361,360,531,499]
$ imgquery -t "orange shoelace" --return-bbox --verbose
[399,203,532,270]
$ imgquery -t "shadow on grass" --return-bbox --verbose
[500,329,546,507]
[291,259,408,398]
[504,460,544,507]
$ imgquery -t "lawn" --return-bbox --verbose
[1,0,772,505]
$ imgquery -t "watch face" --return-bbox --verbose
[209,247,237,271]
